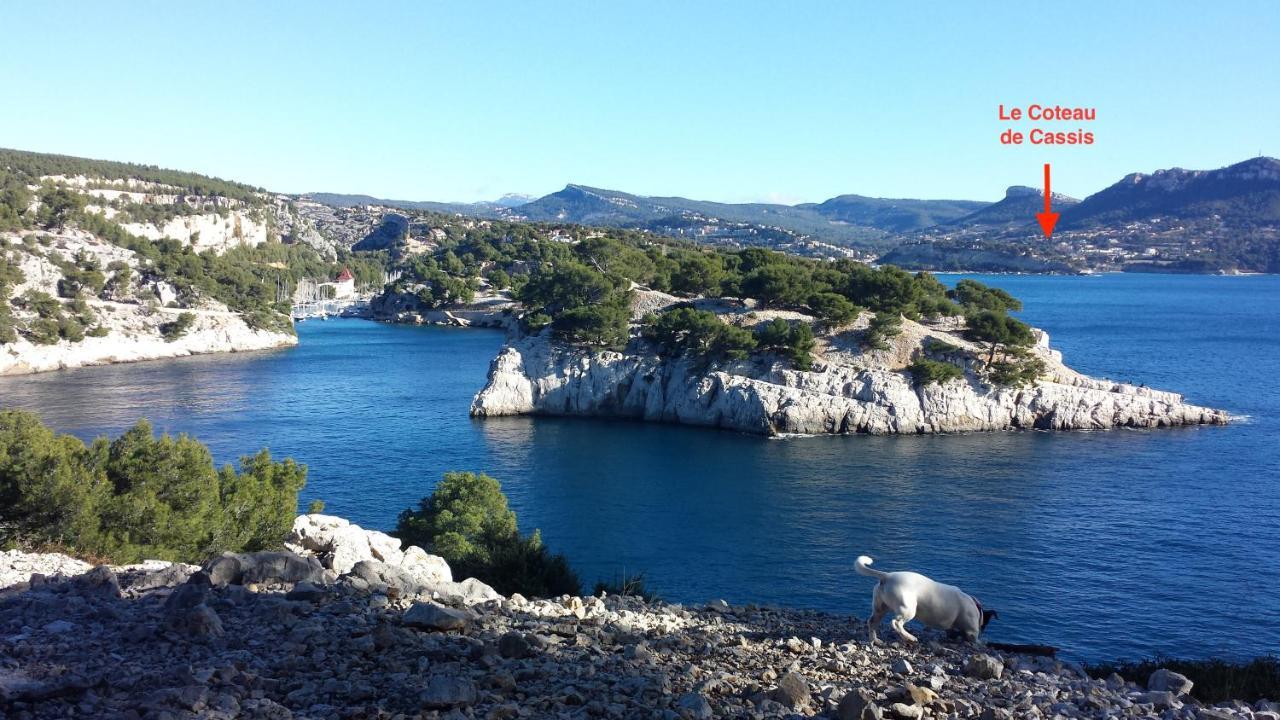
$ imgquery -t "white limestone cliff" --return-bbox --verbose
[471,299,1228,436]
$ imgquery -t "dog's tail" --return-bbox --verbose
[855,555,888,580]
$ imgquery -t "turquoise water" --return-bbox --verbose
[1,273,1277,661]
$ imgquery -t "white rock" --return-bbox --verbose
[399,545,452,585]
[469,319,1228,436]
[0,550,93,589]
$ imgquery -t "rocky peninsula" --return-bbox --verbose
[1,513,1268,719]
[471,290,1228,436]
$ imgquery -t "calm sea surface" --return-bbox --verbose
[1,273,1277,661]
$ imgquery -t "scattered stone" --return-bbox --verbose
[285,580,327,602]
[498,631,534,659]
[421,675,477,708]
[403,601,472,632]
[119,562,196,593]
[42,619,76,634]
[72,565,122,598]
[1136,690,1180,709]
[773,671,810,710]
[837,689,883,720]
[964,653,1005,680]
[891,657,913,675]
[904,682,939,706]
[676,691,714,719]
[889,701,924,719]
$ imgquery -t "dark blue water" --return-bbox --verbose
[1,273,1277,662]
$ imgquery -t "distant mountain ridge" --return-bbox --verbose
[1059,156,1280,229]
[800,194,986,232]
[306,156,1280,270]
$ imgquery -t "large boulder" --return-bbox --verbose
[287,514,427,575]
[347,560,420,597]
[432,577,502,606]
[344,559,497,605]
[204,552,326,587]
[1148,668,1194,697]
[400,545,452,585]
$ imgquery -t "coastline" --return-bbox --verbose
[0,316,297,376]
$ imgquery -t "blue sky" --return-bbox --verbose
[3,2,1276,204]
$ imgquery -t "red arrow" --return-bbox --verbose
[1035,162,1060,237]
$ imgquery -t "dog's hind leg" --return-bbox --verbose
[891,616,918,643]
[891,602,919,644]
[867,594,888,645]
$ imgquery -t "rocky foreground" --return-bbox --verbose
[2,516,1271,720]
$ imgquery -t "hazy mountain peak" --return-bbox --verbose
[493,193,534,208]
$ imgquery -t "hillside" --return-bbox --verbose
[304,191,511,218]
[0,149,369,374]
[948,186,1081,230]
[802,194,986,232]
[1060,157,1280,229]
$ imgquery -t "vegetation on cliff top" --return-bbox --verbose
[1,147,265,204]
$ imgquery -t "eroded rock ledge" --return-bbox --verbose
[471,297,1228,436]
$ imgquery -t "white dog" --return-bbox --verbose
[855,555,996,644]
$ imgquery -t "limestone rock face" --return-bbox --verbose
[470,321,1229,436]
[286,513,452,581]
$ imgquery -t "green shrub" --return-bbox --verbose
[643,306,757,362]
[754,318,816,370]
[395,471,581,598]
[950,278,1022,313]
[593,571,660,602]
[986,352,1047,387]
[57,316,85,342]
[807,292,859,328]
[87,325,110,338]
[35,185,87,229]
[521,311,551,333]
[487,268,511,290]
[307,499,326,514]
[863,312,903,351]
[159,312,197,341]
[551,294,632,349]
[24,318,60,345]
[17,290,62,320]
[0,410,306,563]
[907,358,964,387]
[965,309,1036,361]
[0,307,16,344]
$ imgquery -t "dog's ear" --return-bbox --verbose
[981,609,998,630]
